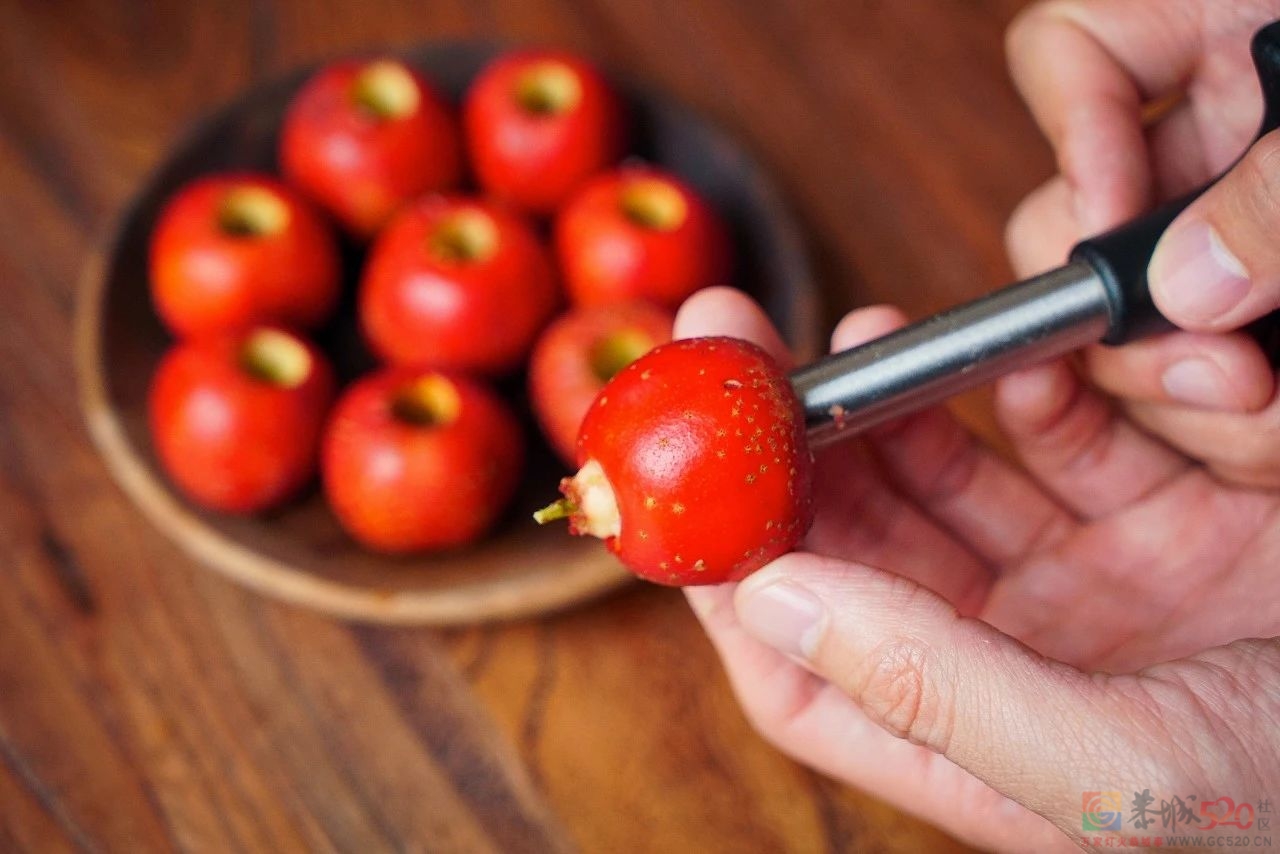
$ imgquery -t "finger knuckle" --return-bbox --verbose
[1080,344,1124,388]
[738,674,817,744]
[1238,131,1280,226]
[1259,412,1280,473]
[854,635,954,751]
[1004,4,1041,60]
[1003,192,1039,257]
[1003,176,1072,277]
[1214,405,1280,479]
[1005,1,1054,56]
[1005,0,1082,61]
[1239,428,1280,472]
[922,435,982,505]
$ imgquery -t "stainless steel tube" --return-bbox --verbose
[791,262,1112,447]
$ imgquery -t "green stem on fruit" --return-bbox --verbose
[533,498,576,525]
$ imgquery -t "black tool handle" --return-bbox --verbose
[1070,19,1280,345]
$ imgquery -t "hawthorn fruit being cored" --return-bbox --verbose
[536,336,813,585]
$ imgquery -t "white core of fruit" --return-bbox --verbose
[573,459,621,540]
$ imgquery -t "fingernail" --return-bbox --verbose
[1161,357,1237,410]
[737,581,826,658]
[1149,219,1251,323]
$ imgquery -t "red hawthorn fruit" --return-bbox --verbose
[359,195,559,374]
[464,50,627,214]
[321,368,524,553]
[281,58,462,238]
[555,166,732,310]
[148,327,336,513]
[149,173,341,337]
[528,301,673,466]
[536,336,813,585]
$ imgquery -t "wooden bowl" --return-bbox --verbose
[75,43,818,626]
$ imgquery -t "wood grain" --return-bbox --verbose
[0,0,1050,850]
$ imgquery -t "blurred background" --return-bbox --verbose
[0,0,1050,851]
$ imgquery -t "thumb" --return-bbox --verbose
[733,554,1198,835]
[1149,129,1280,332]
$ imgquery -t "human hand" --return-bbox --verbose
[1005,0,1280,488]
[676,288,1280,851]
[679,5,1280,847]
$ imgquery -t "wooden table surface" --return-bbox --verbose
[0,1,1052,850]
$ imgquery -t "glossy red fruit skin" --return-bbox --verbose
[281,59,462,238]
[464,50,627,215]
[359,195,559,374]
[528,302,673,465]
[321,369,524,553]
[555,167,732,310]
[573,336,812,585]
[149,174,341,337]
[148,329,336,514]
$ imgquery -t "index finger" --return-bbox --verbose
[673,287,793,368]
[1006,0,1163,232]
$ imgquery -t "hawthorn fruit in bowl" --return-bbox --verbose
[149,327,336,514]
[359,195,558,374]
[323,369,524,553]
[149,173,341,337]
[556,165,732,310]
[464,49,628,215]
[281,58,463,238]
[75,41,817,625]
[528,301,674,466]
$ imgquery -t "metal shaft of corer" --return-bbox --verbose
[790,262,1113,448]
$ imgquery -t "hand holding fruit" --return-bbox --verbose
[677,285,1280,852]
[668,10,1280,845]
